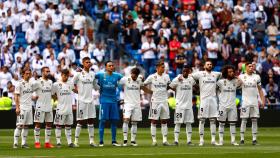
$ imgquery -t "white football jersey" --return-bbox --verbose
[144,73,170,103]
[170,75,196,109]
[192,71,221,100]
[52,81,74,115]
[239,73,261,107]
[33,78,53,112]
[119,75,143,106]
[72,70,99,103]
[217,78,239,109]
[14,79,35,110]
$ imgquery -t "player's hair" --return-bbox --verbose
[204,59,212,65]
[156,61,165,67]
[61,69,70,75]
[221,65,235,78]
[131,67,141,75]
[182,65,191,74]
[105,60,113,66]
[21,68,31,76]
[82,57,91,63]
[41,66,49,73]
[245,62,253,66]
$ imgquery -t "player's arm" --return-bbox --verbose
[15,94,20,116]
[141,86,153,94]
[168,78,178,91]
[72,73,79,93]
[93,79,100,90]
[257,85,265,109]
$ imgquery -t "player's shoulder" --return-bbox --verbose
[212,71,221,76]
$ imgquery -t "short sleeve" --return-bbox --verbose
[169,77,178,89]
[216,79,223,89]
[51,83,57,95]
[191,77,196,86]
[256,75,261,86]
[144,75,153,85]
[191,72,200,80]
[14,82,21,95]
[119,77,126,85]
[72,73,79,85]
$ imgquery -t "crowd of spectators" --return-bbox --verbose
[0,0,279,109]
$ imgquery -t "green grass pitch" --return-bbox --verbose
[1,127,280,158]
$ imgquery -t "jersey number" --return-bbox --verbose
[241,108,246,113]
[219,111,223,116]
[176,113,183,119]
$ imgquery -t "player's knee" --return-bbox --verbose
[209,118,216,123]
[160,119,168,124]
[123,118,130,123]
[251,118,258,122]
[45,122,52,128]
[131,121,137,125]
[229,122,236,126]
[87,118,94,125]
[35,123,41,128]
[241,118,247,123]
[219,122,226,125]
[151,120,157,124]
[199,119,205,124]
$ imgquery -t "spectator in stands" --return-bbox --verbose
[73,28,88,59]
[31,54,44,76]
[267,41,279,57]
[266,85,279,109]
[97,13,111,44]
[253,17,266,47]
[40,21,55,44]
[73,8,86,36]
[25,22,39,44]
[206,35,218,66]
[93,43,105,64]
[45,53,59,76]
[175,47,186,75]
[169,35,181,70]
[61,3,75,33]
[265,78,279,93]
[141,36,156,77]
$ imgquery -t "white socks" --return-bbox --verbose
[21,128,29,145]
[230,123,236,143]
[199,119,205,142]
[14,127,22,145]
[123,122,129,141]
[151,123,157,142]
[161,124,168,143]
[34,127,40,143]
[186,123,192,143]
[88,124,94,144]
[74,124,82,144]
[210,119,216,143]
[240,119,247,141]
[131,122,137,142]
[218,122,225,144]
[55,127,62,144]
[174,124,181,142]
[252,119,258,141]
[65,127,72,145]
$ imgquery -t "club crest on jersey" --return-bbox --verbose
[224,80,226,86]
[59,83,62,89]
[41,81,44,85]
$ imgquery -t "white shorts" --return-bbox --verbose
[123,104,142,121]
[34,109,53,123]
[54,112,73,125]
[240,106,260,119]
[149,102,170,120]
[174,108,194,124]
[217,106,238,122]
[198,97,218,119]
[16,109,33,126]
[76,101,96,121]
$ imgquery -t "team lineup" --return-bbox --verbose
[13,57,265,149]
